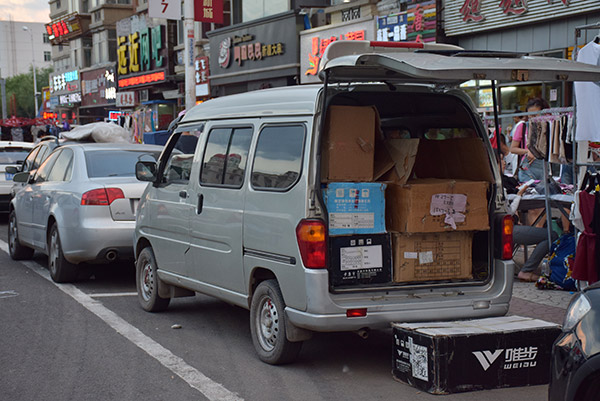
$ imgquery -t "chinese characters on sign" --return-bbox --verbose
[82,68,116,102]
[460,0,485,22]
[117,25,164,76]
[377,14,408,42]
[305,30,365,76]
[498,0,528,15]
[118,71,166,88]
[116,91,136,108]
[195,56,210,98]
[218,34,286,68]
[51,70,79,93]
[45,16,83,44]
[194,0,224,24]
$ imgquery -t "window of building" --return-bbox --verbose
[56,0,61,8]
[251,125,305,190]
[242,0,286,22]
[43,33,50,43]
[44,51,51,61]
[200,127,253,187]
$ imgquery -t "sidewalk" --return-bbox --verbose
[508,247,577,325]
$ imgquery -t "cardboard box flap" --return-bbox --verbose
[386,138,420,185]
[413,138,494,183]
[374,134,396,181]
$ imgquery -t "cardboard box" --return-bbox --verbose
[321,105,379,182]
[324,182,386,236]
[392,316,562,394]
[393,231,473,282]
[329,233,392,286]
[387,178,489,233]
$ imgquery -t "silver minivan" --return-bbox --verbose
[134,41,600,364]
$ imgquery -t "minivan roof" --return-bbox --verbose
[182,85,322,123]
[319,41,600,84]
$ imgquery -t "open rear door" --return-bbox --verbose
[318,41,600,84]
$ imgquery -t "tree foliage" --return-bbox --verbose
[1,66,53,119]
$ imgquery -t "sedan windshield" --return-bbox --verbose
[0,148,31,164]
[85,149,161,178]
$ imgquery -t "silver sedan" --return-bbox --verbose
[8,142,163,283]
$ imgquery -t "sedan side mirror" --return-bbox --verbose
[12,171,30,183]
[136,161,158,182]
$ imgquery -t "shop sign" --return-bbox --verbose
[118,70,167,89]
[42,112,57,119]
[404,0,437,43]
[46,13,85,44]
[377,13,408,42]
[117,25,165,76]
[207,12,301,86]
[300,18,375,84]
[50,70,80,95]
[194,0,224,24]
[217,34,285,68]
[149,0,181,20]
[116,91,137,107]
[59,92,82,105]
[195,56,210,98]
[81,66,117,107]
[446,0,598,36]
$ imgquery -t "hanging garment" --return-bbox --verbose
[574,41,600,142]
[573,191,600,284]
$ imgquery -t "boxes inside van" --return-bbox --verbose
[321,92,495,288]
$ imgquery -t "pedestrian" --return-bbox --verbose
[510,97,549,182]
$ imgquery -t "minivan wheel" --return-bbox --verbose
[136,247,170,312]
[250,280,302,365]
[48,223,77,283]
[8,211,34,260]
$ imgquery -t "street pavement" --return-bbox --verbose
[509,247,575,325]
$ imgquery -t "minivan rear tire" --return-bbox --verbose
[136,247,170,312]
[250,279,302,365]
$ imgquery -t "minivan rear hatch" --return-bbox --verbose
[319,41,600,84]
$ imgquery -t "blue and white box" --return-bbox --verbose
[324,182,386,236]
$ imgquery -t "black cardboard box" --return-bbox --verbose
[392,316,561,394]
[329,233,392,287]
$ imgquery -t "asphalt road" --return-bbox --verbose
[0,215,551,401]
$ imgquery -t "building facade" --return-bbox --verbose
[0,20,52,79]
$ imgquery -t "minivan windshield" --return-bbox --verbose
[85,150,161,178]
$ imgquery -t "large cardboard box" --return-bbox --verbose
[321,105,379,182]
[329,233,392,286]
[392,316,562,394]
[324,182,386,236]
[387,178,489,233]
[393,231,473,282]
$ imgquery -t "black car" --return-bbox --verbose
[549,281,600,401]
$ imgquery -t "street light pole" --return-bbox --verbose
[22,26,39,117]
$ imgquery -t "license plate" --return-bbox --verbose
[5,172,14,181]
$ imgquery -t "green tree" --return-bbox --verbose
[1,66,53,119]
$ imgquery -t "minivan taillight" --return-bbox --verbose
[499,214,514,260]
[296,219,327,269]
[81,188,125,206]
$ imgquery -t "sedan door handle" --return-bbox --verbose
[197,194,203,214]
[179,190,188,199]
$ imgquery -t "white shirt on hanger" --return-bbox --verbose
[575,41,600,142]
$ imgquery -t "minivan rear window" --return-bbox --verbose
[85,150,161,178]
[251,125,305,190]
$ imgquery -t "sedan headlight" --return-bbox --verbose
[563,294,592,332]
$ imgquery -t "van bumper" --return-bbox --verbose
[285,259,514,332]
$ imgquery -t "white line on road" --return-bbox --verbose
[0,239,243,401]
[89,292,138,298]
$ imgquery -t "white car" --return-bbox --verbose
[0,141,35,212]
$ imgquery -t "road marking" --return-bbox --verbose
[90,292,138,298]
[0,290,19,299]
[0,239,243,401]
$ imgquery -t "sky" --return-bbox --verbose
[0,0,50,24]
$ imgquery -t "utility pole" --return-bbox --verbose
[0,69,6,120]
[184,0,196,111]
[23,26,39,117]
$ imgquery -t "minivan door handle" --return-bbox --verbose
[179,190,188,199]
[197,194,204,214]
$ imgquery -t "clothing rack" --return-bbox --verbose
[572,22,600,289]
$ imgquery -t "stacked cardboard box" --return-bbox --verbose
[321,105,493,286]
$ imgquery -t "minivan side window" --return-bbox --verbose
[164,126,203,184]
[200,127,253,188]
[251,125,305,190]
